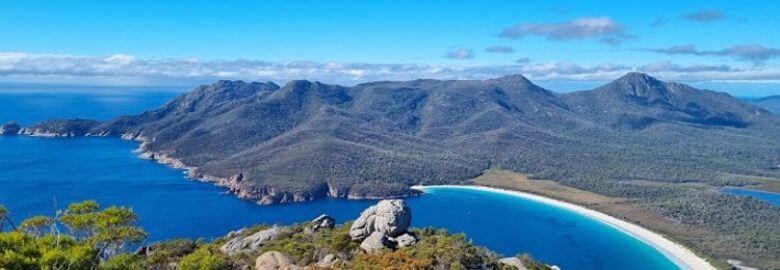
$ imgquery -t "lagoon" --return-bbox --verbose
[723,188,780,207]
[0,90,680,270]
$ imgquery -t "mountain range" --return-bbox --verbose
[9,72,780,204]
[6,72,780,267]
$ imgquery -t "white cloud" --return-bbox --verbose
[1,52,779,85]
[444,48,475,59]
[485,46,515,53]
[500,17,635,45]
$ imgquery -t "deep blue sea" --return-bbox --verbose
[0,88,680,270]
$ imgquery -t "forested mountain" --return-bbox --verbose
[10,72,780,267]
[14,73,780,203]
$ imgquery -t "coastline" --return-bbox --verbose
[121,133,422,205]
[411,184,716,270]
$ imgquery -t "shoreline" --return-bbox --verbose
[411,184,716,270]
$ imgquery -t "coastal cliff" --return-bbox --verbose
[123,132,422,205]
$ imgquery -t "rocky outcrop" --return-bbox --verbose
[349,199,411,241]
[309,214,335,232]
[220,226,282,255]
[0,122,20,135]
[499,257,529,270]
[359,232,395,254]
[255,251,301,270]
[348,200,417,253]
[315,254,338,268]
[17,119,99,137]
[394,233,417,248]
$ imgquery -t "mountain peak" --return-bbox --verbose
[598,72,671,102]
[209,80,280,90]
[491,74,531,84]
[615,72,659,85]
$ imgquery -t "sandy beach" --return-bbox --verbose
[411,185,716,270]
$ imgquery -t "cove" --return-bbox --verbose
[0,90,680,270]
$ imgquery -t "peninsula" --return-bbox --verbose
[5,73,780,268]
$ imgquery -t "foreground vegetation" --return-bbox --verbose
[0,202,550,270]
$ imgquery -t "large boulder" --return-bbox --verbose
[311,214,335,231]
[349,199,411,241]
[315,254,339,268]
[221,226,282,255]
[394,233,417,248]
[359,231,396,253]
[255,251,301,270]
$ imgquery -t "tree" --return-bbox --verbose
[0,200,148,270]
[20,215,54,237]
[59,201,148,259]
[0,206,16,231]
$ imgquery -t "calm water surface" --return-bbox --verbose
[723,188,780,207]
[0,88,679,270]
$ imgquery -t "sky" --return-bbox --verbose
[1,0,779,95]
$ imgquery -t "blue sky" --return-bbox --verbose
[1,0,779,94]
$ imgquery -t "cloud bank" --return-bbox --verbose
[639,44,780,62]
[500,17,635,45]
[1,52,779,85]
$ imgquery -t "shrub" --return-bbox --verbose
[177,246,229,270]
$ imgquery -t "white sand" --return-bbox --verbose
[410,185,716,270]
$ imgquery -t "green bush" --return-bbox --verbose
[101,253,144,270]
[177,246,229,270]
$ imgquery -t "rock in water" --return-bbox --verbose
[349,199,411,241]
[221,226,282,255]
[255,251,301,270]
[359,231,395,253]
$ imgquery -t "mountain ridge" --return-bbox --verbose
[8,72,780,205]
[6,72,780,267]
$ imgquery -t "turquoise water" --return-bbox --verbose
[0,89,680,270]
[723,188,780,207]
